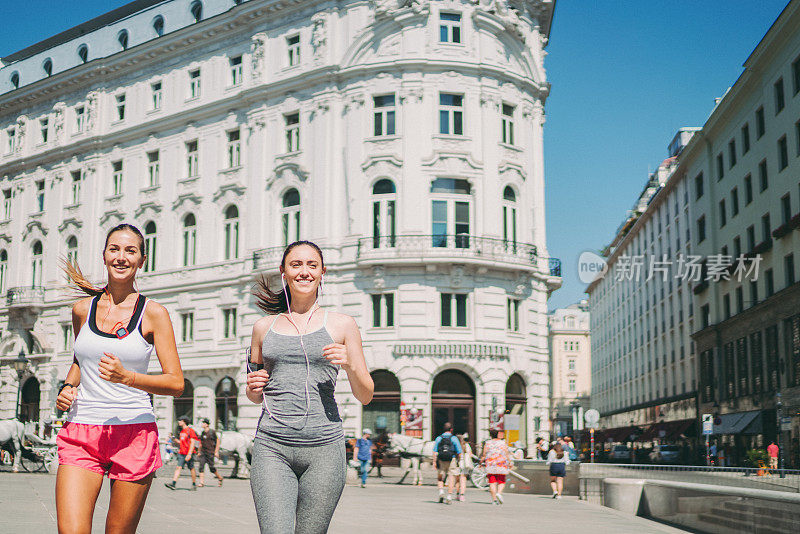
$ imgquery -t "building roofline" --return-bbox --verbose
[1,0,166,64]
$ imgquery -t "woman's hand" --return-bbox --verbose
[323,343,350,368]
[99,353,134,385]
[246,370,270,394]
[56,385,77,412]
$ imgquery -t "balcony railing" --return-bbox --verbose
[253,246,286,272]
[357,234,539,267]
[549,257,562,277]
[6,286,45,307]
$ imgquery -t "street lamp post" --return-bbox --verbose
[776,392,785,478]
[11,350,30,421]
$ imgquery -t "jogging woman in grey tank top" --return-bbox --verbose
[246,241,374,534]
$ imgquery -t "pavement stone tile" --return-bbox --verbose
[0,467,689,533]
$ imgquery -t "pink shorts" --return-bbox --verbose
[57,422,162,481]
[487,473,506,484]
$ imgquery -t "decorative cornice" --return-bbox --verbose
[22,219,48,240]
[134,201,163,219]
[213,182,247,202]
[267,161,309,190]
[57,217,82,233]
[171,193,202,211]
[420,150,483,171]
[99,209,124,226]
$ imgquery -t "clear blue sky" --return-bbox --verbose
[0,1,791,310]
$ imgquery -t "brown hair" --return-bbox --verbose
[253,240,324,314]
[554,442,564,459]
[63,223,145,297]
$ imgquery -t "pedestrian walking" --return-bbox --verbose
[457,434,474,502]
[164,416,199,490]
[481,429,513,505]
[536,437,548,460]
[547,442,570,499]
[354,428,373,487]
[246,241,374,534]
[197,418,224,487]
[432,422,462,504]
[54,223,184,533]
[768,441,779,470]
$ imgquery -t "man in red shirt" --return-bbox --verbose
[767,441,779,470]
[165,416,198,490]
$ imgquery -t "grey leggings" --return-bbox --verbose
[250,437,346,534]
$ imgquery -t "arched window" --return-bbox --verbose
[173,379,194,424]
[372,179,396,248]
[505,373,527,450]
[182,214,197,266]
[215,376,238,430]
[77,44,89,63]
[42,58,53,77]
[502,185,517,250]
[152,15,165,37]
[430,178,472,249]
[31,241,43,287]
[66,236,78,265]
[19,377,40,423]
[190,1,203,22]
[117,30,129,51]
[281,188,300,245]
[143,221,157,272]
[362,370,401,434]
[10,72,20,89]
[0,249,7,294]
[224,205,239,260]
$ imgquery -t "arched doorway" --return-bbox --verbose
[432,370,475,447]
[362,370,401,434]
[173,379,194,424]
[505,373,528,450]
[19,377,40,423]
[215,376,238,431]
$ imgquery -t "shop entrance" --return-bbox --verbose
[431,370,475,449]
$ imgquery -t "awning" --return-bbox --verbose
[635,419,696,442]
[713,411,762,435]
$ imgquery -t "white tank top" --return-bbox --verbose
[66,294,156,425]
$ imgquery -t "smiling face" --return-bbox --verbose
[281,244,325,300]
[103,229,145,284]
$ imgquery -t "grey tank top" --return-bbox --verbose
[256,310,344,446]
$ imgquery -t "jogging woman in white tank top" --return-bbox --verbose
[54,223,184,533]
[246,241,374,534]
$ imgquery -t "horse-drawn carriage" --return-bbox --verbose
[0,419,59,473]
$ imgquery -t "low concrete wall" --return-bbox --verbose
[602,478,800,533]
[503,460,580,496]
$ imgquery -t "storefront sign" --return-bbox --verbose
[392,343,510,360]
[401,408,423,437]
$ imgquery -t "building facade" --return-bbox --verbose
[682,1,800,468]
[587,131,700,447]
[548,300,590,438]
[0,0,559,450]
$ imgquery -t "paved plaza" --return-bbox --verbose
[0,466,690,533]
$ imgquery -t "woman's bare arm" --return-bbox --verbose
[324,315,373,405]
[246,317,271,404]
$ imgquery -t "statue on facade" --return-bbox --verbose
[250,33,267,81]
[14,116,26,152]
[52,103,65,141]
[372,0,429,20]
[311,13,327,60]
[86,92,98,131]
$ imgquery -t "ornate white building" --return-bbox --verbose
[0,0,558,450]
[548,300,590,437]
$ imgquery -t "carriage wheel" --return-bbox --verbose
[20,449,46,473]
[44,448,60,473]
[470,465,488,489]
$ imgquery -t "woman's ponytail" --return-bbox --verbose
[61,257,104,297]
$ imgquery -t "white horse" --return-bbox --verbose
[218,431,253,479]
[386,433,436,485]
[0,419,25,473]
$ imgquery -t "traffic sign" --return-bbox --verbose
[781,416,792,432]
[702,414,713,435]
[584,409,600,428]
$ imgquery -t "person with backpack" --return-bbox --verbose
[432,422,462,504]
